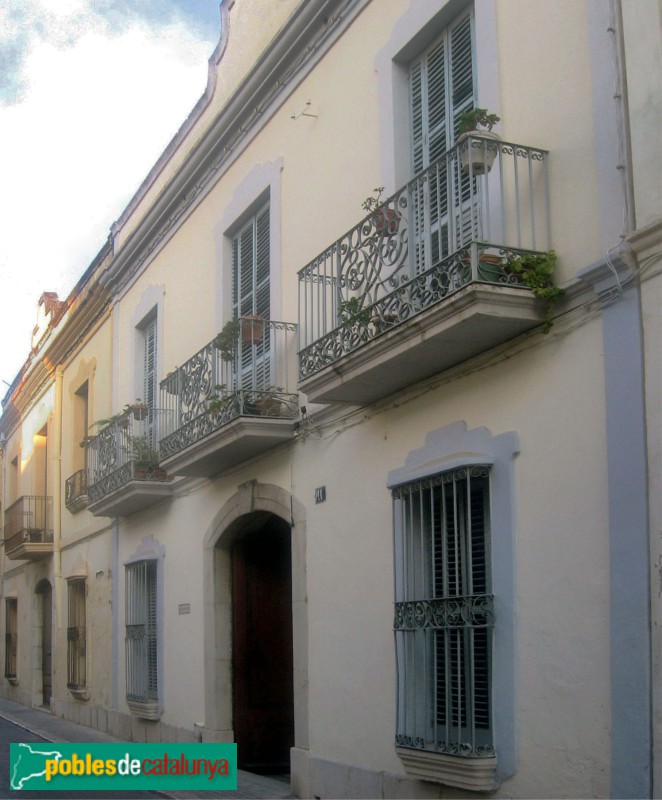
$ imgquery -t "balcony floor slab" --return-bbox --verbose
[160,416,295,478]
[299,284,546,405]
[87,479,174,518]
[5,542,53,561]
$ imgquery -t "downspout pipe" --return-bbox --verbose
[52,366,64,711]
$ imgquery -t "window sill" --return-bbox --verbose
[68,687,89,701]
[396,746,497,792]
[127,699,160,721]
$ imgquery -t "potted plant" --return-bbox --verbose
[208,384,235,417]
[127,434,166,480]
[126,399,149,421]
[457,107,501,175]
[213,319,241,362]
[338,297,371,333]
[244,386,285,416]
[505,250,564,333]
[362,187,401,236]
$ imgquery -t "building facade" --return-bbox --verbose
[1,1,660,797]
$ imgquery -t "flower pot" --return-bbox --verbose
[458,131,501,175]
[240,315,265,345]
[373,207,401,236]
[128,402,148,421]
[245,397,283,416]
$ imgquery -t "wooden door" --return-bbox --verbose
[41,584,52,706]
[232,516,293,773]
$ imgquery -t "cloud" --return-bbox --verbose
[0,0,218,385]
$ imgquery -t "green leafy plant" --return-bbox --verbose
[208,384,232,416]
[128,434,159,466]
[245,387,285,416]
[457,107,500,135]
[361,187,385,214]
[338,297,371,327]
[213,319,241,362]
[507,250,564,333]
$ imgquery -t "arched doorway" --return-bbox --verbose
[35,579,52,707]
[203,481,309,787]
[231,514,293,773]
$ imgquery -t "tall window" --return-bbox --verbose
[141,317,158,449]
[4,599,17,681]
[232,204,270,389]
[125,560,158,718]
[409,9,476,272]
[67,579,86,691]
[142,318,157,411]
[393,466,493,758]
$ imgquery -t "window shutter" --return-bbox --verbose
[408,9,476,273]
[143,319,157,411]
[409,8,474,173]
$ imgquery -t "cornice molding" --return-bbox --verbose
[100,0,369,296]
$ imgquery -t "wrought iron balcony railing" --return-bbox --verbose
[159,318,298,461]
[65,468,88,512]
[86,408,171,505]
[298,136,550,380]
[4,495,53,554]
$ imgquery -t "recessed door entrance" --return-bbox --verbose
[231,515,294,773]
[36,580,52,707]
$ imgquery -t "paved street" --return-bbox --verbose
[0,699,293,800]
[0,713,162,799]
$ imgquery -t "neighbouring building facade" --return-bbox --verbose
[1,1,660,798]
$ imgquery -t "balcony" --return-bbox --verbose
[4,496,53,560]
[159,319,299,478]
[86,408,173,518]
[65,468,88,513]
[298,137,552,405]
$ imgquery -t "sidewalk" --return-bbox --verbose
[0,697,294,800]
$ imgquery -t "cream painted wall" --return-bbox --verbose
[622,0,662,230]
[113,0,301,253]
[494,0,602,280]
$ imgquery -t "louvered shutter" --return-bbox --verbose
[232,204,270,390]
[142,318,157,446]
[409,9,476,273]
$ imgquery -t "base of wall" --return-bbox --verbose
[291,748,478,799]
[52,697,197,744]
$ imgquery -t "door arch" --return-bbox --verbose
[202,481,309,763]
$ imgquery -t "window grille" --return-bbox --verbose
[67,579,86,690]
[393,466,494,757]
[125,560,158,707]
[4,599,17,681]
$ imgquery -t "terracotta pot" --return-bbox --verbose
[240,315,265,344]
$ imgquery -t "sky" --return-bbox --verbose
[0,0,223,391]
